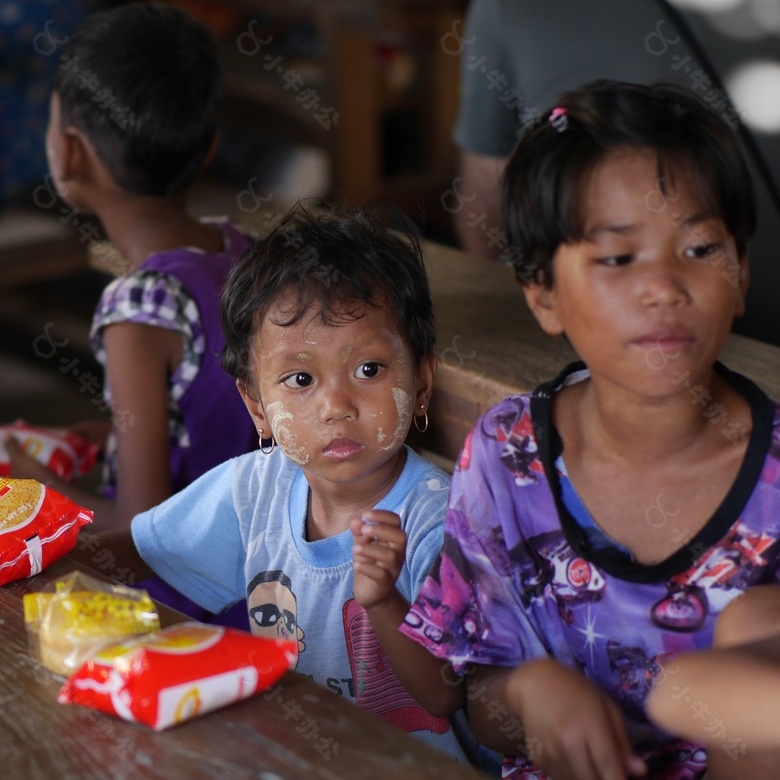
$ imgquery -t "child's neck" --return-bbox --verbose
[92,193,223,272]
[562,369,746,463]
[556,370,752,565]
[304,449,407,542]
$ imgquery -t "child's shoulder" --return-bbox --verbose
[403,446,450,484]
[475,361,586,439]
[92,268,183,327]
[475,391,538,448]
[199,215,256,253]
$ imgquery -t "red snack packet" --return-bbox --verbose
[0,423,101,482]
[58,622,297,730]
[0,478,93,585]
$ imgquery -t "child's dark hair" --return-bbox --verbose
[221,203,436,386]
[503,80,756,287]
[54,3,222,198]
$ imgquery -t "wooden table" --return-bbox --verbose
[0,556,486,780]
[421,241,780,464]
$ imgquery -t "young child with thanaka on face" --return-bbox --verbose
[73,203,484,765]
[399,79,780,779]
[6,3,257,530]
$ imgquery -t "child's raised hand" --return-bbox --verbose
[350,509,407,610]
[510,658,646,780]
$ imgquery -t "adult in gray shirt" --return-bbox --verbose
[454,0,780,346]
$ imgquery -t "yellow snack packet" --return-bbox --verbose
[24,570,160,677]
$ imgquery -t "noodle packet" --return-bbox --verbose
[24,570,160,676]
[0,422,101,482]
[58,622,297,729]
[0,478,92,586]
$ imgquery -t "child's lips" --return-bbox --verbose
[322,437,363,459]
[633,329,696,350]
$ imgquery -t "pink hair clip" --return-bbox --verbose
[549,106,569,133]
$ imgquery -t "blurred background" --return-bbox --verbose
[1,0,779,427]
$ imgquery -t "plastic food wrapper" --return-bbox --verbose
[58,622,297,730]
[24,570,160,677]
[0,422,101,482]
[0,478,92,586]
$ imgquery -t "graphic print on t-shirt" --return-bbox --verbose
[342,598,448,734]
[247,569,306,664]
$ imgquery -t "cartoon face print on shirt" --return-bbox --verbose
[247,570,306,663]
[482,400,545,486]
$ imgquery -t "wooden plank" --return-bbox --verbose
[0,238,90,289]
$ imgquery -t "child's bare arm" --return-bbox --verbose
[351,510,465,717]
[714,584,780,648]
[69,529,155,585]
[102,322,177,529]
[648,585,780,752]
[7,323,177,532]
[468,660,646,780]
[647,634,780,750]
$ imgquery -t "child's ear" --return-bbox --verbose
[522,283,565,336]
[414,353,437,410]
[237,379,267,431]
[56,126,93,184]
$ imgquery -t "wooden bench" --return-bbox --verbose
[0,208,90,289]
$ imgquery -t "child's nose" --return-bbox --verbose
[639,257,690,308]
[320,379,358,422]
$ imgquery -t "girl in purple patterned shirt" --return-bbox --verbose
[401,80,780,780]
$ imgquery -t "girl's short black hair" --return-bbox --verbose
[502,80,756,287]
[55,3,222,198]
[221,202,436,386]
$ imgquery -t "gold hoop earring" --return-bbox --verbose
[259,429,275,455]
[413,405,429,433]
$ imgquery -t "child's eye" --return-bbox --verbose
[597,254,632,267]
[282,372,313,388]
[355,362,382,379]
[685,243,721,260]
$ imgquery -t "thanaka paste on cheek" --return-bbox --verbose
[378,387,412,452]
[265,401,309,465]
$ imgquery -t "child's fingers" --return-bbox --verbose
[354,543,401,569]
[353,512,405,546]
[588,703,646,780]
[362,509,401,527]
[605,700,646,778]
[353,559,393,583]
[359,524,405,548]
[353,540,403,570]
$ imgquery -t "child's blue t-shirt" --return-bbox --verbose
[131,445,477,763]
